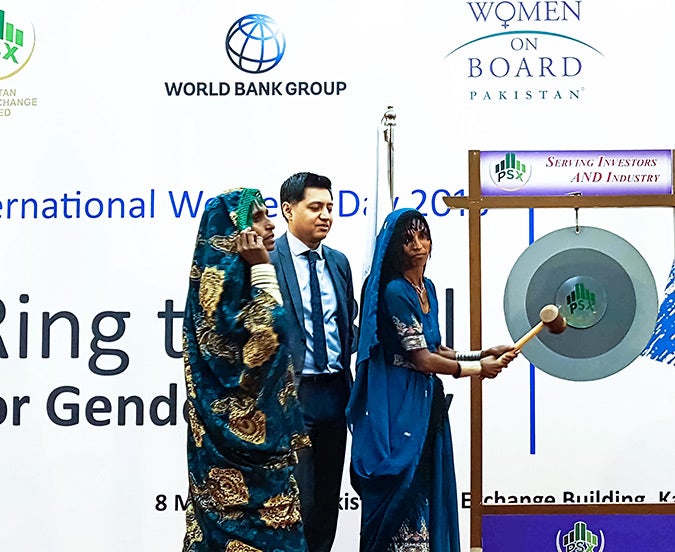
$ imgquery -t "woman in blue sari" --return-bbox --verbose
[182,188,310,552]
[347,208,516,551]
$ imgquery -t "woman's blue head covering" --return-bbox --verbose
[347,207,432,471]
[347,208,459,552]
[356,208,417,366]
[346,208,440,550]
[181,187,308,550]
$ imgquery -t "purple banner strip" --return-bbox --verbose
[480,150,673,196]
[484,514,675,551]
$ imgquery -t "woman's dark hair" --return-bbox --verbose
[380,210,432,286]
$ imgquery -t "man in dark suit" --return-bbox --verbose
[270,172,357,552]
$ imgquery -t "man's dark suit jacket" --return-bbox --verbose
[270,232,356,387]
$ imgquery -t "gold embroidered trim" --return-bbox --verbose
[278,376,296,407]
[209,234,238,254]
[206,467,249,507]
[225,540,262,552]
[182,500,204,549]
[243,327,279,368]
[199,266,225,318]
[228,211,239,228]
[211,394,255,416]
[291,433,312,451]
[212,393,266,444]
[183,331,198,400]
[258,485,302,529]
[187,402,205,448]
[228,409,266,445]
[184,361,197,399]
[238,292,276,331]
[196,318,240,362]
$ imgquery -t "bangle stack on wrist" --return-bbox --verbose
[455,350,482,361]
[454,360,482,378]
[250,264,283,305]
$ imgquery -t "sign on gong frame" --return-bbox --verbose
[443,149,675,552]
[480,149,673,197]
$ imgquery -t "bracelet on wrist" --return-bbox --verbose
[455,350,482,361]
[454,360,482,378]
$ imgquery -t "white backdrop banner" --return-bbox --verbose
[2,1,674,551]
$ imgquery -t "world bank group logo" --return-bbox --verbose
[225,14,286,74]
[556,520,605,552]
[489,152,532,191]
[0,8,36,80]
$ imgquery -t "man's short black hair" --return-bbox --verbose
[280,172,333,206]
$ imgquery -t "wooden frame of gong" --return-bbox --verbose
[442,150,675,551]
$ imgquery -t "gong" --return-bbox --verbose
[503,226,658,381]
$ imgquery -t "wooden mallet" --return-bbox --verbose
[511,304,567,352]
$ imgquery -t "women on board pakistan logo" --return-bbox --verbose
[225,14,286,74]
[0,8,36,80]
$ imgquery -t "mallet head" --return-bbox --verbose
[539,304,567,334]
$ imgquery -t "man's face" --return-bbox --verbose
[283,187,333,248]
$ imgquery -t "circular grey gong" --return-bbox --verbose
[503,226,658,381]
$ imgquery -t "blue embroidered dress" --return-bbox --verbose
[347,209,460,552]
[182,189,309,552]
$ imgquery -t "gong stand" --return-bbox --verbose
[442,150,675,551]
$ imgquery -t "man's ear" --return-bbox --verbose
[281,201,293,221]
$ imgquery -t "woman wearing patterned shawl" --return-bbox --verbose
[347,209,516,551]
[182,188,309,552]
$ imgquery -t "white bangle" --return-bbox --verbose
[455,360,482,378]
[250,264,282,305]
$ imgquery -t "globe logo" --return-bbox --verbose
[225,14,286,74]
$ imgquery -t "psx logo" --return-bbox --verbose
[0,8,36,80]
[490,152,532,191]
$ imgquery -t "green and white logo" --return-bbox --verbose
[556,275,607,329]
[0,8,36,80]
[556,520,605,552]
[489,151,532,191]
